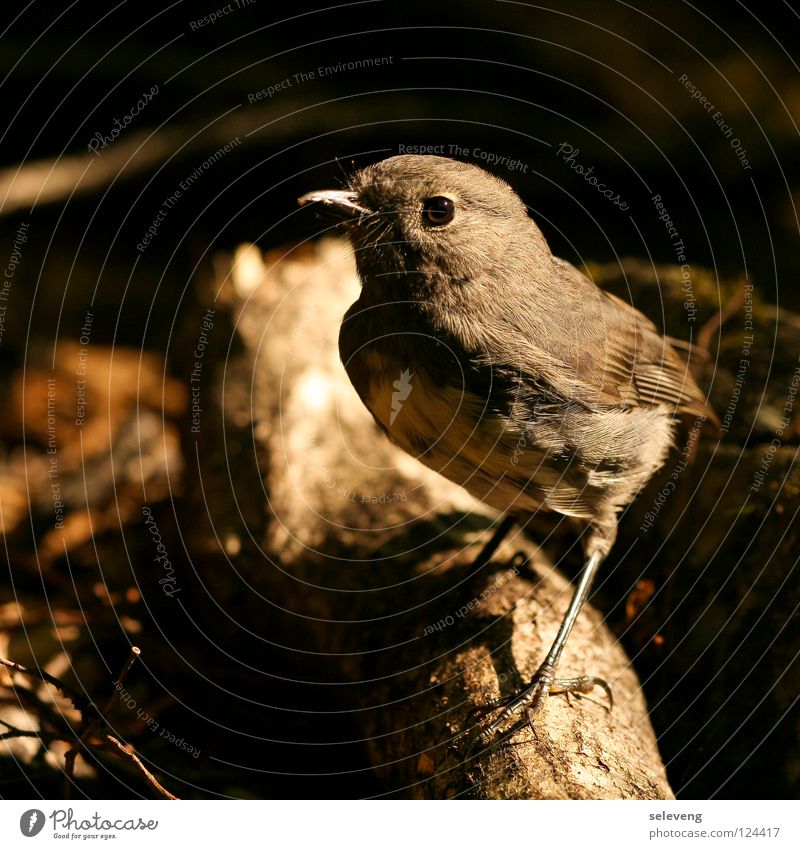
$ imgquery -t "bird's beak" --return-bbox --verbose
[297,189,368,218]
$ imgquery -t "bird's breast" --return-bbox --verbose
[362,351,494,460]
[344,344,557,515]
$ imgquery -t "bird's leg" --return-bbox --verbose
[480,549,610,740]
[469,514,516,572]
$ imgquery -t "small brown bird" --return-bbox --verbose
[299,155,716,741]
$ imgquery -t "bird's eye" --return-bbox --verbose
[422,196,455,226]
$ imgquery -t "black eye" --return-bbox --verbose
[422,196,455,225]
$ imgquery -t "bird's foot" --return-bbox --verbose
[471,665,613,750]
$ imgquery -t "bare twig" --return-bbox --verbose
[0,728,42,740]
[0,656,98,720]
[696,276,748,353]
[101,735,180,800]
[100,646,141,718]
[65,645,142,797]
[2,648,178,799]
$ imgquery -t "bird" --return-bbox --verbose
[298,154,716,742]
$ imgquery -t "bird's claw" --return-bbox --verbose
[551,675,614,711]
[480,668,554,741]
[463,669,613,758]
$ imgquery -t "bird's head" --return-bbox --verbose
[299,155,551,301]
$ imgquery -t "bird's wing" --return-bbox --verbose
[501,258,716,422]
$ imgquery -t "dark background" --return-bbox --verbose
[2,1,799,348]
[0,0,797,800]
